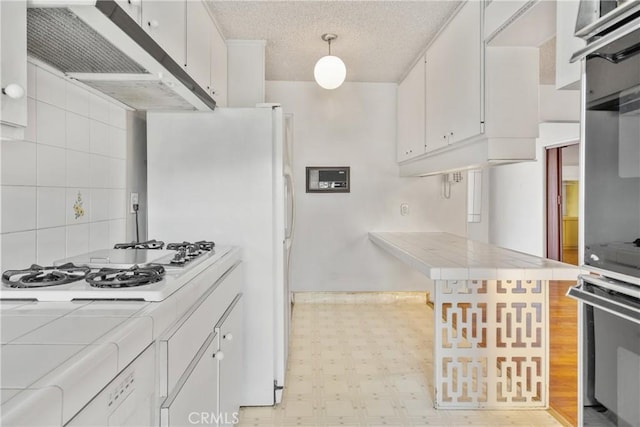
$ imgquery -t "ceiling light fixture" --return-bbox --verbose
[314,33,346,90]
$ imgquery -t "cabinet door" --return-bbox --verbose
[186,0,211,92]
[446,0,482,144]
[217,295,244,425]
[142,0,186,67]
[397,55,426,162]
[160,333,218,427]
[556,0,584,90]
[0,0,27,130]
[425,36,450,153]
[210,25,228,107]
[114,0,141,25]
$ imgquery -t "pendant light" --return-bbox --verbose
[314,33,346,90]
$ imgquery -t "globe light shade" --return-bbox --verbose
[314,55,346,90]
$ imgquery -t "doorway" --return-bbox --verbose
[546,144,580,265]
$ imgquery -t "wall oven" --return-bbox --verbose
[569,3,640,426]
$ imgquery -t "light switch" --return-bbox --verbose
[400,203,409,216]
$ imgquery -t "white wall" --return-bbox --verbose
[0,62,129,271]
[266,81,466,292]
[484,123,580,257]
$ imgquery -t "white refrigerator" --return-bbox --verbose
[146,105,293,406]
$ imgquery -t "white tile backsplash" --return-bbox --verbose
[36,102,65,148]
[109,158,126,189]
[1,140,36,186]
[90,120,110,156]
[37,187,66,229]
[66,224,89,257]
[109,104,127,129]
[66,112,90,152]
[66,188,90,225]
[108,219,126,247]
[109,127,127,159]
[89,221,109,251]
[36,68,66,108]
[109,189,126,220]
[89,155,110,189]
[1,186,37,233]
[37,144,66,187]
[90,189,109,222]
[66,82,90,117]
[1,63,129,268]
[66,150,91,188]
[89,94,110,124]
[1,231,37,271]
[36,227,66,266]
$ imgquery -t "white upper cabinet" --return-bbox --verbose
[210,24,228,107]
[556,0,584,90]
[114,0,141,25]
[425,0,482,153]
[186,0,212,93]
[142,0,186,68]
[1,0,27,138]
[397,55,426,162]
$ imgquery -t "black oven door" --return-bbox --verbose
[568,275,640,426]
[581,24,640,282]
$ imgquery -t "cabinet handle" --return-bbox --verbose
[148,19,159,28]
[213,351,225,360]
[2,84,24,99]
[223,333,233,341]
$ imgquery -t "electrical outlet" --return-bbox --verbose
[130,192,139,213]
[400,203,409,216]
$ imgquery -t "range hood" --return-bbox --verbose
[26,1,215,111]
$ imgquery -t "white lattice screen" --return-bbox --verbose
[434,279,547,408]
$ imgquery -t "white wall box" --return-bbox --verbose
[556,0,585,90]
[141,0,186,68]
[399,1,539,177]
[485,0,556,47]
[397,55,426,162]
[227,40,266,107]
[186,0,212,94]
[210,20,228,107]
[1,0,27,140]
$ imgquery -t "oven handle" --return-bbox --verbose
[571,18,640,63]
[567,280,640,326]
[588,40,640,63]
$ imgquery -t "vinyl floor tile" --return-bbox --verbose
[237,302,561,427]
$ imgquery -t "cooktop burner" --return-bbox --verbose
[166,241,215,251]
[114,239,165,250]
[86,265,165,288]
[2,263,91,288]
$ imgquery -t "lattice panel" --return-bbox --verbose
[434,279,547,409]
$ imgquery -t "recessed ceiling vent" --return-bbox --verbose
[27,8,148,75]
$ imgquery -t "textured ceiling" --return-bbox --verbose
[207,1,461,83]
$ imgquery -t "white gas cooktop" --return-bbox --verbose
[0,247,232,302]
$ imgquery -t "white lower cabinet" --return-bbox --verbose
[216,294,244,426]
[158,263,244,427]
[160,334,219,427]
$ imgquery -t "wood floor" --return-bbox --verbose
[549,280,578,426]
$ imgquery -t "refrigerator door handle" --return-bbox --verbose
[284,168,295,242]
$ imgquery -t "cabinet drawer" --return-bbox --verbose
[160,333,218,427]
[160,263,242,395]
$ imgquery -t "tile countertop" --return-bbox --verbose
[0,247,241,426]
[369,232,579,281]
